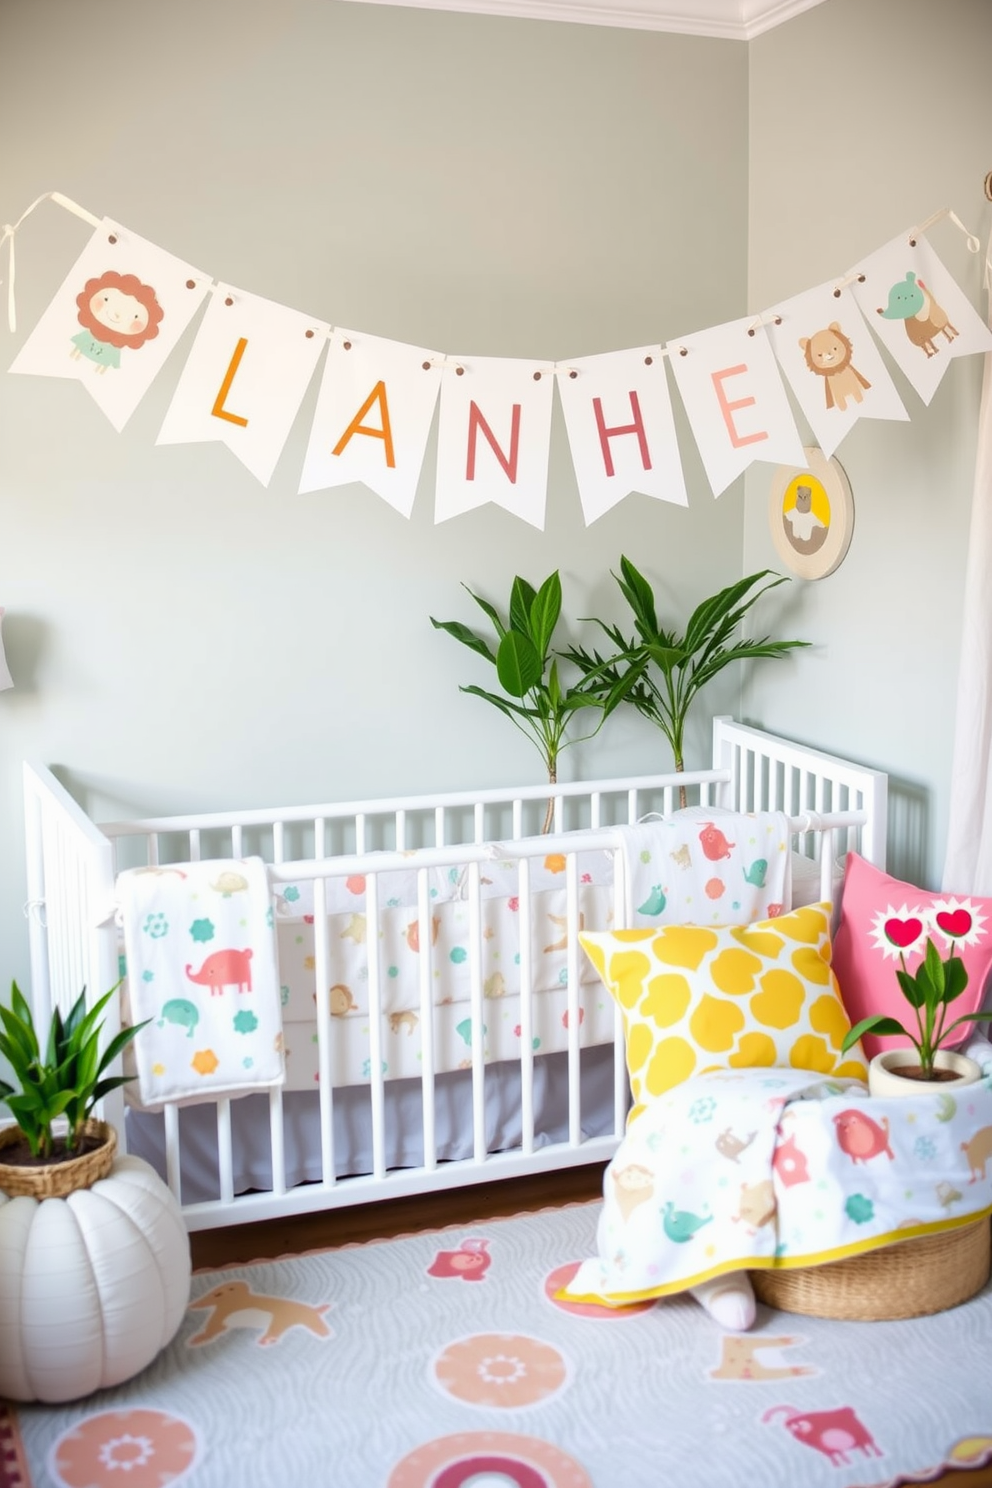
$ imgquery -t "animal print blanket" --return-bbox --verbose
[563,1048,992,1307]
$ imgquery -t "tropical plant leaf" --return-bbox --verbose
[496,631,543,697]
[508,576,538,640]
[429,616,497,665]
[527,572,562,658]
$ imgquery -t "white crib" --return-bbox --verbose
[21,717,887,1233]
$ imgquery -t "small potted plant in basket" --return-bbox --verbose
[841,933,988,1097]
[0,979,147,1197]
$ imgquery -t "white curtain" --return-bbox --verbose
[942,241,992,893]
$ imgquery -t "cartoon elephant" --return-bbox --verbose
[185,947,253,995]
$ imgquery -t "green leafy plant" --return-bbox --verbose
[431,570,636,829]
[841,931,990,1079]
[562,562,809,803]
[0,981,147,1159]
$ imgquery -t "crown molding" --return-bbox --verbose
[341,0,827,38]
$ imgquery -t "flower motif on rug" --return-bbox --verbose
[48,1409,198,1488]
[433,1334,568,1409]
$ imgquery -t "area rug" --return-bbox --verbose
[5,1201,992,1488]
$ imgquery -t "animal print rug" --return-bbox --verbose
[5,1202,992,1488]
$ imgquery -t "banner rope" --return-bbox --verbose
[0,192,101,333]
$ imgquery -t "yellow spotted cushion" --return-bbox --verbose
[580,902,867,1121]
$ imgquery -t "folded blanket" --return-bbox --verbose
[119,856,284,1107]
[619,810,793,927]
[563,1064,992,1306]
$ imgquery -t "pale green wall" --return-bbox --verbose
[743,0,992,886]
[0,0,750,990]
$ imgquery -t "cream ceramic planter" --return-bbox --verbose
[868,1048,984,1099]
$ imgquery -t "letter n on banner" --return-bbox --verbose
[556,347,687,524]
[667,317,806,498]
[434,356,555,527]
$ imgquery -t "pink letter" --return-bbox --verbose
[711,364,768,448]
[466,401,521,483]
[592,392,651,477]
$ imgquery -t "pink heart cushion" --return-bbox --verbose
[832,852,992,1059]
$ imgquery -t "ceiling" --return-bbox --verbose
[343,0,828,38]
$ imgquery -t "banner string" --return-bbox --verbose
[0,191,101,333]
[910,206,982,255]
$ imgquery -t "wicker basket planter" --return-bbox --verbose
[0,1118,117,1198]
[750,1219,991,1321]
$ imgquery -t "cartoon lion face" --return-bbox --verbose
[75,270,164,350]
[799,322,853,376]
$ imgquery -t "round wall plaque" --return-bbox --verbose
[768,446,854,580]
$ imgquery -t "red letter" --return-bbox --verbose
[211,338,249,427]
[332,380,396,467]
[711,364,768,448]
[592,392,651,477]
[466,401,521,483]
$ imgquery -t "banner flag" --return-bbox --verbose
[434,355,555,527]
[556,346,688,525]
[767,283,910,460]
[667,317,806,497]
[299,329,442,516]
[156,285,329,487]
[8,218,211,432]
[851,231,992,407]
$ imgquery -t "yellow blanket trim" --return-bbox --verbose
[557,1203,992,1310]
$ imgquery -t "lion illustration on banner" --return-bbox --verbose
[69,270,164,372]
[798,322,871,411]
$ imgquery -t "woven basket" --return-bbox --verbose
[750,1219,991,1321]
[0,1119,117,1199]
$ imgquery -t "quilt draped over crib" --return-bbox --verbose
[562,1049,992,1307]
[119,856,285,1106]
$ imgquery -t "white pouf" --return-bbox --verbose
[0,1154,191,1403]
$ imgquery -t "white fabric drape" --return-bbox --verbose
[942,241,992,893]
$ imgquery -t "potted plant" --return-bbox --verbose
[431,569,636,831]
[0,979,146,1195]
[562,562,809,806]
[0,980,191,1404]
[841,937,988,1096]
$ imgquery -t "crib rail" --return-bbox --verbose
[21,720,886,1233]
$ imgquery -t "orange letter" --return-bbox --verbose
[211,338,250,428]
[332,380,396,468]
[593,392,651,477]
[466,401,521,483]
[711,364,768,448]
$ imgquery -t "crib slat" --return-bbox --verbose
[416,868,437,1170]
[468,861,486,1164]
[366,871,387,1180]
[164,1104,182,1202]
[312,866,337,1189]
[216,1099,234,1204]
[565,853,581,1147]
[517,856,534,1155]
[269,1088,286,1197]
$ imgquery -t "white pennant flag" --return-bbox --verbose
[666,317,805,497]
[767,283,909,459]
[156,285,329,487]
[851,230,992,406]
[299,329,441,517]
[556,347,687,525]
[9,218,211,432]
[434,355,554,528]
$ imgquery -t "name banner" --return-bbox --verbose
[7,196,992,523]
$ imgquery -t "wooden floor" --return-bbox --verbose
[190,1164,992,1488]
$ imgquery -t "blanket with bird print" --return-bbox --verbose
[563,1049,992,1307]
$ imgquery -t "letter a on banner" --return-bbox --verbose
[667,317,806,497]
[9,217,212,432]
[434,355,554,527]
[156,284,330,487]
[299,329,442,516]
[556,347,687,524]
